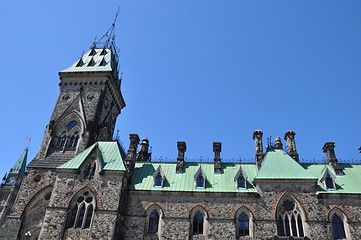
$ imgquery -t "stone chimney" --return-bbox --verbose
[322,142,343,175]
[284,130,299,162]
[213,142,222,174]
[176,141,186,174]
[253,130,264,169]
[125,134,140,172]
[136,137,151,161]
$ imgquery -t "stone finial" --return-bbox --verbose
[213,142,222,174]
[284,130,299,162]
[125,134,140,171]
[176,141,186,174]
[253,130,264,168]
[136,137,151,161]
[274,137,283,149]
[322,142,343,175]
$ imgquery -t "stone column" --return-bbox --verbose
[213,142,222,174]
[322,142,343,175]
[176,142,186,174]
[284,130,299,162]
[125,134,140,173]
[253,130,264,169]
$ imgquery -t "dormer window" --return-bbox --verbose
[321,167,336,190]
[194,167,206,188]
[196,174,204,188]
[237,175,246,189]
[234,167,248,189]
[325,174,335,189]
[154,174,162,187]
[153,166,165,187]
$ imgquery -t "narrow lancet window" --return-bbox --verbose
[192,211,204,235]
[148,210,159,233]
[57,131,67,148]
[196,174,204,188]
[332,214,346,239]
[238,212,249,236]
[237,175,246,189]
[154,174,162,187]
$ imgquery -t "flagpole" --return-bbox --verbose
[26,138,31,149]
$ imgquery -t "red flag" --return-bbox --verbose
[26,138,31,141]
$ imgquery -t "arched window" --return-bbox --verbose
[146,205,163,235]
[67,190,96,229]
[329,208,350,239]
[237,175,246,189]
[196,174,204,188]
[192,211,204,235]
[57,131,67,148]
[238,212,249,236]
[69,131,79,148]
[331,214,346,239]
[148,210,159,233]
[154,174,162,187]
[276,196,305,237]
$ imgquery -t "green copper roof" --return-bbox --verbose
[58,141,127,171]
[9,148,28,177]
[303,163,361,194]
[129,162,258,193]
[60,48,120,81]
[255,148,317,180]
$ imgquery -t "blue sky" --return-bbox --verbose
[1,1,361,178]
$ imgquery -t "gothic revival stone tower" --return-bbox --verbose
[0,29,127,239]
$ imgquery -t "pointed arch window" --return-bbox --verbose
[329,208,350,240]
[276,196,305,237]
[57,131,67,148]
[153,166,165,187]
[196,174,204,188]
[238,212,249,236]
[235,167,248,189]
[69,131,79,148]
[67,190,96,229]
[154,174,162,187]
[192,211,204,235]
[237,175,246,189]
[148,210,159,233]
[194,167,206,188]
[321,167,336,190]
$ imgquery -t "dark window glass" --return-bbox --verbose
[237,176,246,189]
[75,204,85,228]
[291,215,297,236]
[283,200,294,211]
[91,163,96,176]
[196,175,204,188]
[332,214,346,239]
[155,174,162,187]
[277,215,285,236]
[148,210,159,233]
[192,211,204,235]
[326,175,335,189]
[297,215,304,237]
[238,212,249,236]
[284,215,290,236]
[68,205,78,228]
[84,204,93,229]
[68,121,78,129]
[57,131,67,148]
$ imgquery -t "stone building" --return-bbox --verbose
[1,30,361,240]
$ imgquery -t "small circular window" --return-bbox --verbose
[62,94,71,101]
[68,121,78,129]
[34,175,41,182]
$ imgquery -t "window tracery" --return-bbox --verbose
[67,190,95,229]
[276,195,305,237]
[57,131,67,148]
[189,206,208,237]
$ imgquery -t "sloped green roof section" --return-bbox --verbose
[129,162,258,193]
[10,148,28,177]
[60,48,120,82]
[255,149,317,180]
[58,141,127,171]
[303,163,361,194]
